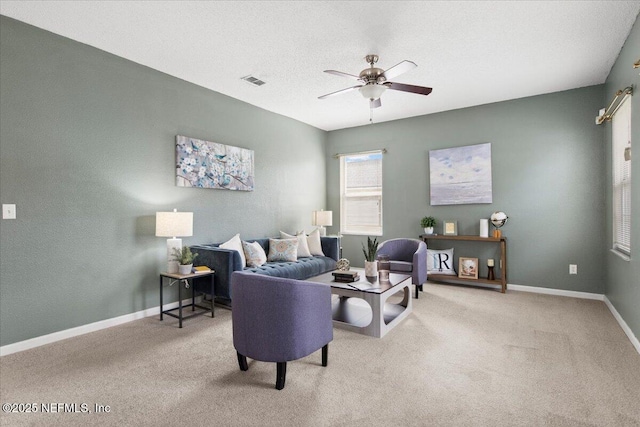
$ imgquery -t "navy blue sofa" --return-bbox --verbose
[190,236,339,306]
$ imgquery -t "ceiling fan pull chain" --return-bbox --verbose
[370,107,373,124]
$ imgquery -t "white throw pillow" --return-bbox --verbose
[306,228,325,256]
[242,241,267,267]
[427,248,456,275]
[280,231,312,258]
[219,233,246,267]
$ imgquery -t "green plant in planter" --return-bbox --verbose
[421,216,437,228]
[172,246,198,265]
[361,236,379,262]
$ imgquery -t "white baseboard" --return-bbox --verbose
[3,285,638,357]
[604,296,640,355]
[0,297,204,357]
[429,281,605,301]
[508,284,605,301]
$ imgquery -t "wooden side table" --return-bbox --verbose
[420,234,508,293]
[159,270,215,328]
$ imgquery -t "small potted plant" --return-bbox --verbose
[362,236,379,278]
[172,246,198,275]
[421,216,437,234]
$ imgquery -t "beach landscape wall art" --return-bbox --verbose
[175,135,254,191]
[429,143,492,205]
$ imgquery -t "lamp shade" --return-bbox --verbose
[313,210,333,227]
[155,211,193,237]
[359,84,386,100]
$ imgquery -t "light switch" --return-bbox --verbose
[3,204,16,219]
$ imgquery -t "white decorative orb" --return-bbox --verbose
[490,211,508,229]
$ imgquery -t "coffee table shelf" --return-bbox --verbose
[332,297,372,328]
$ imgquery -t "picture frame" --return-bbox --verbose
[429,143,493,205]
[443,220,458,236]
[458,257,479,279]
[175,135,254,191]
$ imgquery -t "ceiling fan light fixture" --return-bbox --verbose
[359,84,386,100]
[319,55,432,113]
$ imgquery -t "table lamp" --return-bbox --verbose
[156,209,193,273]
[312,210,333,237]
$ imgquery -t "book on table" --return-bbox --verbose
[332,270,359,278]
[192,266,212,273]
[332,271,359,282]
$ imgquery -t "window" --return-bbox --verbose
[340,151,383,235]
[612,97,632,257]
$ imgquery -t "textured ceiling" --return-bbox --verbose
[1,1,639,131]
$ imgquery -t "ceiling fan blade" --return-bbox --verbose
[370,98,382,109]
[380,60,417,81]
[386,82,433,96]
[318,85,362,99]
[324,70,363,81]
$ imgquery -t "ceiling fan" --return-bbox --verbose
[318,54,432,109]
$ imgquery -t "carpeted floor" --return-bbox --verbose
[1,282,639,427]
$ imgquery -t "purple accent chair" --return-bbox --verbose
[231,271,333,390]
[376,238,427,299]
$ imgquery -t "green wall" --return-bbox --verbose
[604,14,640,340]
[2,13,638,349]
[326,85,606,294]
[0,17,327,346]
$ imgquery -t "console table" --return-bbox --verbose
[420,235,508,293]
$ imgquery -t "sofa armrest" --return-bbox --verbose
[320,236,340,261]
[190,244,242,303]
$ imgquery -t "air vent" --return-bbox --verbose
[241,75,266,86]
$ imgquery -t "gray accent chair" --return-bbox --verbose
[377,238,428,299]
[231,271,333,390]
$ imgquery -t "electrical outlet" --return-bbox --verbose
[2,204,16,219]
[569,264,577,275]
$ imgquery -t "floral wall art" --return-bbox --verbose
[175,135,254,191]
[429,142,492,205]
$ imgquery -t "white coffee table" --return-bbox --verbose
[308,268,412,338]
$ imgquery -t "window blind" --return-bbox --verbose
[340,151,383,235]
[612,98,631,256]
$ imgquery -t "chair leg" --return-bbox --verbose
[276,362,287,390]
[414,283,424,299]
[322,344,329,367]
[237,352,248,371]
